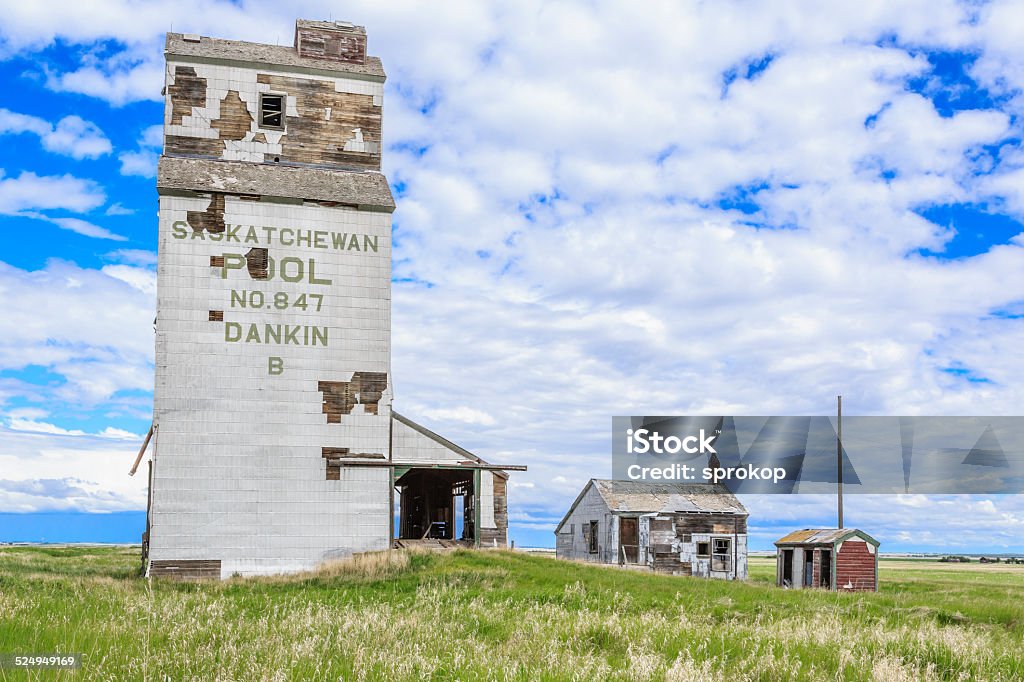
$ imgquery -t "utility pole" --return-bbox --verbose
[837,395,844,529]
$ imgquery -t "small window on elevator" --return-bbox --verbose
[259,93,285,129]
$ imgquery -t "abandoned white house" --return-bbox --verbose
[555,480,749,579]
[144,20,523,578]
[775,528,879,592]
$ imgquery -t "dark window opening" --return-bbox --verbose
[588,520,599,554]
[260,93,285,129]
[697,541,710,558]
[711,538,731,572]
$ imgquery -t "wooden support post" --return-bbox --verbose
[837,396,844,529]
[129,423,154,476]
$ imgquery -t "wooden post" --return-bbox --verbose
[837,395,843,529]
[129,423,154,476]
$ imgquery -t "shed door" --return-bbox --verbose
[619,517,639,564]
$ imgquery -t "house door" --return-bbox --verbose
[619,517,639,564]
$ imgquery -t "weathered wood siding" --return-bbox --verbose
[836,539,877,592]
[162,59,383,170]
[295,24,367,64]
[150,559,221,579]
[479,475,508,548]
[554,485,615,564]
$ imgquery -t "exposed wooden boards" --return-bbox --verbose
[673,513,747,535]
[186,193,226,234]
[149,559,221,579]
[478,475,508,547]
[212,90,253,140]
[245,247,269,279]
[322,447,386,460]
[208,310,224,322]
[318,373,388,422]
[165,135,222,157]
[649,518,673,532]
[653,552,691,574]
[256,73,381,170]
[168,66,206,125]
[296,24,367,64]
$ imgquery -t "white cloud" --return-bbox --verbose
[0,108,50,136]
[118,149,158,178]
[101,264,157,295]
[0,259,155,407]
[5,419,143,442]
[3,2,1024,546]
[8,418,85,436]
[48,60,164,107]
[419,406,497,426]
[0,108,111,159]
[105,249,157,267]
[0,426,147,512]
[38,215,126,241]
[0,170,105,214]
[104,202,135,216]
[118,124,162,177]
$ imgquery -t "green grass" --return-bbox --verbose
[1,547,1023,680]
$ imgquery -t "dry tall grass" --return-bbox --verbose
[311,548,420,580]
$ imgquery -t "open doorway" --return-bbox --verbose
[781,549,793,587]
[394,468,477,547]
[820,549,832,589]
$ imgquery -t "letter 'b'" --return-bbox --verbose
[268,357,284,375]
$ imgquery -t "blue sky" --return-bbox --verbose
[3,1,1024,552]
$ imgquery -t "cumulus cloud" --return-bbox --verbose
[0,108,111,159]
[0,259,155,407]
[0,170,105,214]
[118,124,162,178]
[0,427,146,512]
[2,2,1024,543]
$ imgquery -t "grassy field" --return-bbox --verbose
[1,547,1023,681]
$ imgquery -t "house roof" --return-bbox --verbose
[555,479,746,533]
[774,528,880,547]
[389,412,525,477]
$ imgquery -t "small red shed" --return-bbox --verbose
[775,528,879,592]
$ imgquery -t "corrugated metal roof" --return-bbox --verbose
[591,480,747,515]
[775,528,878,546]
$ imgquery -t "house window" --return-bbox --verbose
[588,520,599,554]
[696,541,710,558]
[712,538,732,572]
[259,93,285,129]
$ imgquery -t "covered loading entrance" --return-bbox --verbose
[394,466,479,545]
